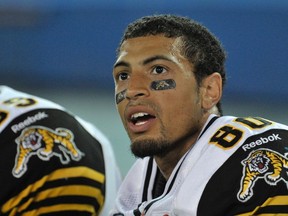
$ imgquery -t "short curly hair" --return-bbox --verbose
[117,14,227,115]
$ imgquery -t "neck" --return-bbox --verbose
[154,112,216,179]
[154,133,199,180]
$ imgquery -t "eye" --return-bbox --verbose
[152,66,167,74]
[117,72,129,81]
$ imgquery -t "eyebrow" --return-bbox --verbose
[113,55,175,69]
[142,55,174,65]
[113,61,130,69]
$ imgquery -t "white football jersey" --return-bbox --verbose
[111,114,288,215]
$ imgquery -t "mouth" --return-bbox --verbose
[130,112,156,125]
[126,107,157,133]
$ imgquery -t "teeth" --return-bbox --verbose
[135,121,146,126]
[131,112,149,120]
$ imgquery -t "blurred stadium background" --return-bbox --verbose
[1,0,288,176]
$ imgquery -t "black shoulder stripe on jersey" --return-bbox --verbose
[198,116,219,140]
[10,176,104,211]
[18,195,101,215]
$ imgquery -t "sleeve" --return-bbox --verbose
[0,107,117,216]
[197,117,288,216]
[75,116,122,216]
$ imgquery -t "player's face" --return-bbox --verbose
[113,35,207,158]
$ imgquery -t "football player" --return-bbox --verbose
[110,14,288,215]
[0,85,121,215]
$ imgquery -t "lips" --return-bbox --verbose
[126,106,156,133]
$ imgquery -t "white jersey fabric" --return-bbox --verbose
[111,114,288,215]
[0,86,121,215]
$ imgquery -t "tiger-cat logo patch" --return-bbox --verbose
[238,148,288,202]
[13,126,84,178]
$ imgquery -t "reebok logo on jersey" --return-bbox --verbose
[242,133,281,151]
[238,148,288,202]
[11,112,48,133]
[13,125,84,178]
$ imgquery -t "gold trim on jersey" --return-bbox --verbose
[0,110,9,126]
[15,186,103,213]
[236,195,288,216]
[21,204,97,216]
[2,166,105,215]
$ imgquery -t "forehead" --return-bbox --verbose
[117,35,183,61]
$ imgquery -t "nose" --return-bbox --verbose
[125,74,150,100]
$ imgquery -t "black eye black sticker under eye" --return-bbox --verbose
[150,79,176,91]
[115,89,127,104]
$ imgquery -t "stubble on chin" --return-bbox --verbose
[130,138,174,158]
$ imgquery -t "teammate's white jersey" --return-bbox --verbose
[111,114,288,215]
[0,86,121,216]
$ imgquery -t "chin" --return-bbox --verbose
[130,138,172,158]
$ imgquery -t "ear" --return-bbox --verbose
[201,72,222,111]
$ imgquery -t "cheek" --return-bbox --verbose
[116,103,127,125]
[165,83,200,115]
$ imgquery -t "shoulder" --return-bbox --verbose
[0,86,64,130]
[215,115,288,130]
[207,115,288,146]
[0,86,120,215]
[0,85,63,110]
